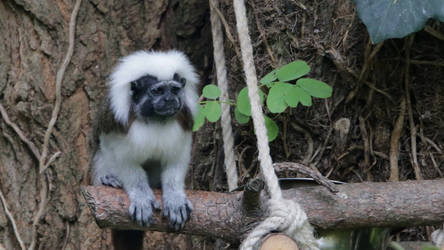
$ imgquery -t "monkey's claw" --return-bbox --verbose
[162,194,193,231]
[128,191,160,227]
[100,175,123,188]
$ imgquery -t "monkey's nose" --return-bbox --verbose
[165,96,175,102]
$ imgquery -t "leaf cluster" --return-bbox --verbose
[193,60,332,142]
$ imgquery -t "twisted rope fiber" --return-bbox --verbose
[231,0,318,249]
[209,0,239,191]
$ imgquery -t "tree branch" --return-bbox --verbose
[82,179,444,242]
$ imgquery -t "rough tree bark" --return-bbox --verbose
[82,179,444,243]
[0,0,210,249]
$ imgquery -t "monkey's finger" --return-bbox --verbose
[168,210,177,229]
[162,208,169,218]
[111,180,122,188]
[186,200,194,213]
[152,200,160,210]
[175,211,183,225]
[174,222,181,231]
[136,207,143,225]
[129,204,137,220]
[180,206,188,222]
[142,209,152,227]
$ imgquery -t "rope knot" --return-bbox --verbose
[240,198,318,250]
[268,198,307,235]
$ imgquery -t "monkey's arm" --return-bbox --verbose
[160,146,193,230]
[93,149,160,227]
[122,165,160,227]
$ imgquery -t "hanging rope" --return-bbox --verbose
[209,0,239,191]
[230,0,319,249]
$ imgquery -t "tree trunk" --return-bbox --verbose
[0,0,210,249]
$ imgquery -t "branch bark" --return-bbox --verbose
[82,179,444,242]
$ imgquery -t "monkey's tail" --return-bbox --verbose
[112,230,144,250]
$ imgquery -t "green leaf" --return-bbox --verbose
[296,86,312,106]
[202,84,221,99]
[296,78,332,98]
[236,87,265,116]
[234,107,250,124]
[276,60,311,82]
[421,245,441,250]
[237,87,251,115]
[353,0,444,43]
[204,101,222,122]
[192,105,206,131]
[260,69,278,87]
[284,85,300,108]
[264,115,279,142]
[266,82,289,113]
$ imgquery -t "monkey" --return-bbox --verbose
[91,50,199,248]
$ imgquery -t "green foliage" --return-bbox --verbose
[192,85,222,132]
[294,85,312,106]
[260,69,278,87]
[193,60,333,142]
[204,101,222,122]
[264,115,278,141]
[202,84,221,99]
[192,105,206,131]
[353,0,444,43]
[421,245,441,250]
[234,107,250,124]
[266,82,289,113]
[276,60,310,81]
[237,87,265,116]
[297,78,333,98]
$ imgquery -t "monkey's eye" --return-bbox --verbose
[171,86,181,94]
[151,86,164,96]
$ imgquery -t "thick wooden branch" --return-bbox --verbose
[82,179,444,242]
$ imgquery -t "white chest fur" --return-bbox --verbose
[100,120,191,165]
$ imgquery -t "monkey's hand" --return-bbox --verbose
[162,191,193,231]
[100,175,123,188]
[127,186,160,227]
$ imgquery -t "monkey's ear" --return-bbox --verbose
[130,80,139,92]
[173,73,186,86]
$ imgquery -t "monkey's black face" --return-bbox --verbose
[131,74,186,121]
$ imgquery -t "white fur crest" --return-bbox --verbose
[109,50,199,125]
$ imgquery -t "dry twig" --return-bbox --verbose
[404,35,422,180]
[345,41,384,103]
[281,118,290,158]
[430,153,443,178]
[209,0,242,61]
[62,222,70,250]
[29,1,82,250]
[0,188,26,250]
[290,123,314,164]
[424,25,444,41]
[250,0,277,67]
[327,48,394,104]
[0,103,40,160]
[389,98,406,182]
[311,127,333,168]
[337,145,389,161]
[410,59,444,68]
[274,162,338,193]
[359,116,370,172]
